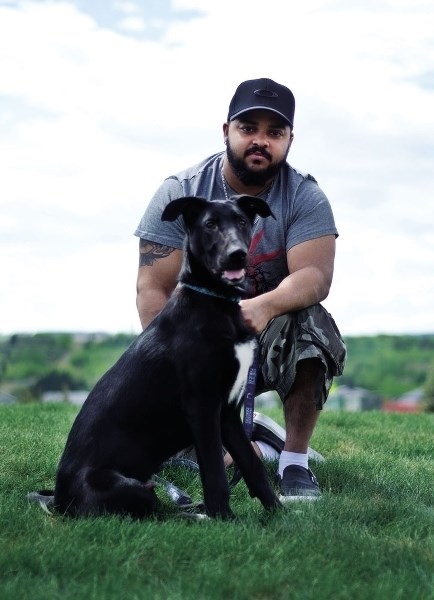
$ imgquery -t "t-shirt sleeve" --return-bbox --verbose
[286,178,338,251]
[134,177,186,249]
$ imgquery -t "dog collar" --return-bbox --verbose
[181,283,241,304]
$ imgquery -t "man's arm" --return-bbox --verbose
[239,235,336,334]
[136,239,183,330]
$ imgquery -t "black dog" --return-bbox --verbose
[54,195,281,519]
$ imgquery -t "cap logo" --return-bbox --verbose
[254,88,278,98]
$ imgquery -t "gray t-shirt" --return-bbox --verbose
[134,152,338,297]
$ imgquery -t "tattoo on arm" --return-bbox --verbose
[139,240,176,267]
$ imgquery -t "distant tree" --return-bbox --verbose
[13,386,39,404]
[32,369,87,396]
[4,333,74,380]
[423,365,434,412]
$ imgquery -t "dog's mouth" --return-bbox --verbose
[221,268,246,284]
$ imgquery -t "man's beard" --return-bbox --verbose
[226,140,288,187]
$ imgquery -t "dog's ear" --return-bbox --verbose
[233,195,276,222]
[161,197,208,228]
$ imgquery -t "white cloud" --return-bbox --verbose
[113,1,141,15]
[118,16,146,32]
[0,0,433,335]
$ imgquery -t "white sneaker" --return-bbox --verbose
[252,412,325,463]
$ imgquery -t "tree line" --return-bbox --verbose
[1,332,434,410]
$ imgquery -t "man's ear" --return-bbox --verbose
[161,197,208,228]
[222,122,229,143]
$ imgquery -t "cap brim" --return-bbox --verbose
[230,106,293,127]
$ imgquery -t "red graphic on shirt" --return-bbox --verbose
[246,229,284,295]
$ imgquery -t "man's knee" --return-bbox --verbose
[295,357,324,381]
[289,358,326,410]
[257,304,345,405]
[287,358,326,409]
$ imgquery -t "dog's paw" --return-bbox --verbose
[181,511,211,522]
[206,508,236,521]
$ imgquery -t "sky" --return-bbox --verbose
[1,0,433,337]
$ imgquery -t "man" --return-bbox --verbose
[134,78,346,501]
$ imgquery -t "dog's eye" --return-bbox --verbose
[238,218,247,227]
[205,219,217,229]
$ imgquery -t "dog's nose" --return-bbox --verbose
[228,248,247,262]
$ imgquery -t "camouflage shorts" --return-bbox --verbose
[256,304,347,409]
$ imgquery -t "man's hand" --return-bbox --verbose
[224,442,263,468]
[238,235,336,334]
[239,296,273,334]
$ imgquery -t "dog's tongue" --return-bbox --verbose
[223,269,245,281]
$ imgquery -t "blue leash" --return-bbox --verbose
[182,281,259,438]
[176,283,260,488]
[242,340,259,440]
[182,282,242,303]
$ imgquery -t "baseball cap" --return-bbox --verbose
[227,78,295,128]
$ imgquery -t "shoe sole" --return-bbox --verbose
[253,412,325,462]
[27,491,55,515]
[278,493,321,503]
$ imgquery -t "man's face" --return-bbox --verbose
[224,109,293,186]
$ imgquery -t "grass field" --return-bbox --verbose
[0,402,433,600]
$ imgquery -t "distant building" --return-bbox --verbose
[382,388,423,413]
[41,390,89,406]
[326,385,382,411]
[72,332,109,344]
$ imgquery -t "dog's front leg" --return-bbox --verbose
[221,414,281,512]
[188,409,234,520]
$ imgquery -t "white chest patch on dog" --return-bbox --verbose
[229,340,255,405]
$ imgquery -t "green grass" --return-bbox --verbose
[0,403,433,600]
